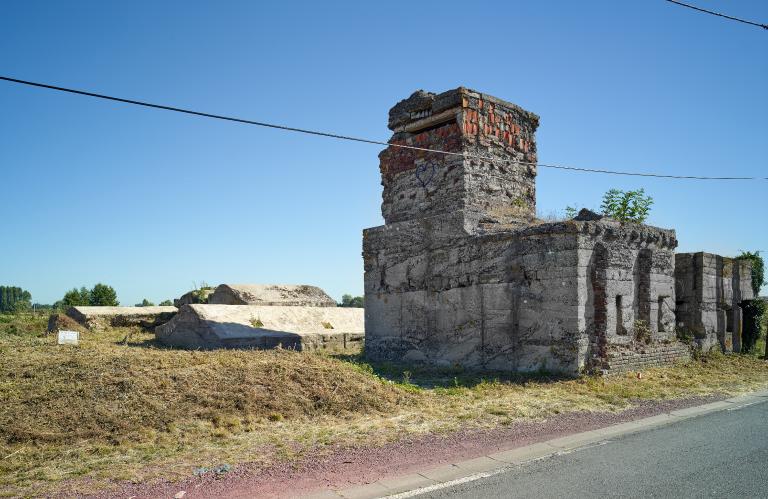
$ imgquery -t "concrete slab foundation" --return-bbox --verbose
[155,304,363,351]
[66,306,177,330]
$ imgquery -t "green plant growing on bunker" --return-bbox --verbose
[735,251,766,355]
[600,188,654,223]
[191,282,214,303]
[736,251,765,297]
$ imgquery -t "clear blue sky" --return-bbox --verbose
[1,0,766,305]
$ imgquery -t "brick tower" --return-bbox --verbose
[378,87,540,229]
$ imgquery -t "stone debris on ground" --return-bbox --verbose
[155,304,363,351]
[65,306,177,330]
[208,284,337,307]
[46,312,86,335]
[173,288,214,307]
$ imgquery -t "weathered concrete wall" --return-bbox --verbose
[675,253,754,352]
[364,216,680,375]
[208,284,337,307]
[156,304,363,351]
[578,222,680,371]
[364,219,581,373]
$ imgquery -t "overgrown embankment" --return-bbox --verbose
[1,313,767,497]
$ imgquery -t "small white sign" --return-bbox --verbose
[57,330,79,345]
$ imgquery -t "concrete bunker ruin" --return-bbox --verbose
[363,88,691,375]
[674,253,754,352]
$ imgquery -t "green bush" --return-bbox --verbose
[60,284,119,308]
[90,284,119,306]
[61,287,91,307]
[338,294,364,308]
[600,188,653,223]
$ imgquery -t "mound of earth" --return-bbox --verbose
[46,313,86,335]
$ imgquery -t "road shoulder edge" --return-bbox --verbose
[303,389,768,499]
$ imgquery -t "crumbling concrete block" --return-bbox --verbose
[208,284,337,307]
[675,252,754,352]
[174,288,214,307]
[66,306,177,330]
[155,304,363,351]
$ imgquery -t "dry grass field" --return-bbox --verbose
[2,312,767,497]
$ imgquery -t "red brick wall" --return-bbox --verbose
[379,93,538,181]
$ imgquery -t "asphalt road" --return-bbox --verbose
[417,398,768,499]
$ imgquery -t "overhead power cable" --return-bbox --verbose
[0,75,765,181]
[665,0,768,30]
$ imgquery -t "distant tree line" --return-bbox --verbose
[338,294,363,308]
[135,298,173,306]
[56,283,119,308]
[0,286,32,313]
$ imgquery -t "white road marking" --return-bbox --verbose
[384,467,510,499]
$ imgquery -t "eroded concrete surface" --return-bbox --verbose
[156,304,363,351]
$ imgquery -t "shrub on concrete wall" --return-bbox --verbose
[741,299,766,354]
[600,188,654,223]
[736,251,765,297]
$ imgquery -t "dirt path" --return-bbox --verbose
[87,395,722,499]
